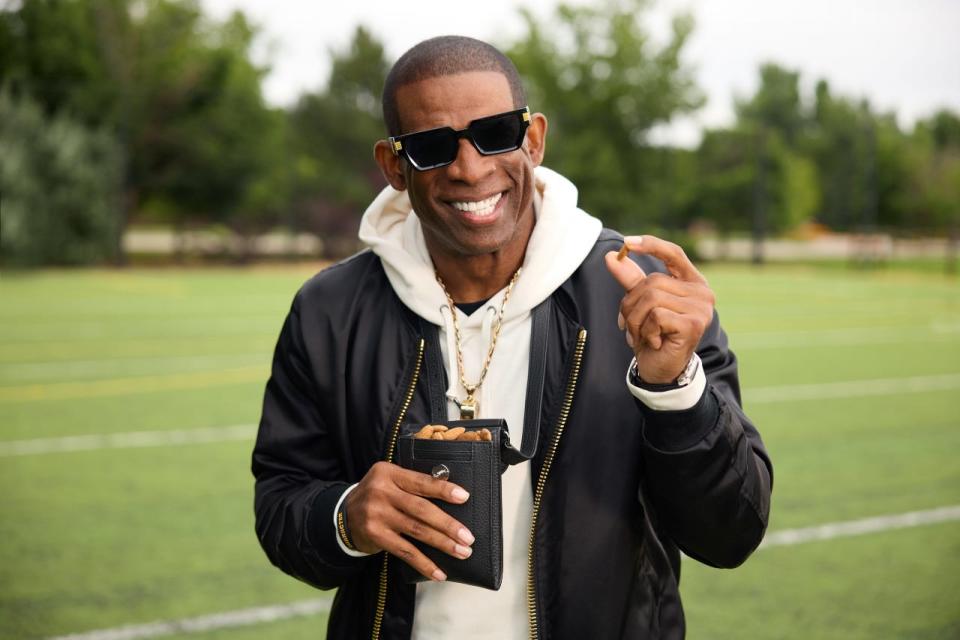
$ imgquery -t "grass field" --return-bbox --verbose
[1,263,958,639]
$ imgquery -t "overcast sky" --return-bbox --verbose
[202,0,960,147]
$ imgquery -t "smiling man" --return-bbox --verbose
[253,36,772,639]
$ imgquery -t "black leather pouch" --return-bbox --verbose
[396,418,527,590]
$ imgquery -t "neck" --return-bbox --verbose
[432,249,524,303]
[429,212,533,302]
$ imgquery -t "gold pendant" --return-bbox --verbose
[457,394,478,420]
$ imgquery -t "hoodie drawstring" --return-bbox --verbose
[440,304,460,406]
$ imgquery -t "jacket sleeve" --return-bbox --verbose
[251,291,374,589]
[637,311,773,568]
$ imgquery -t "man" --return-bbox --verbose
[253,36,772,639]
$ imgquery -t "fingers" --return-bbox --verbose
[637,307,686,351]
[623,289,709,349]
[393,497,474,556]
[622,235,707,285]
[604,250,646,291]
[394,490,476,546]
[621,271,704,306]
[393,466,470,504]
[346,462,476,582]
[380,530,449,582]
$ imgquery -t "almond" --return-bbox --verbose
[443,427,466,440]
[414,425,435,439]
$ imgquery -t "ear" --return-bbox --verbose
[524,112,548,167]
[374,139,407,191]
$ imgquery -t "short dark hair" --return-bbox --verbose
[382,35,527,136]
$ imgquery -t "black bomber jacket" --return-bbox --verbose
[252,229,773,639]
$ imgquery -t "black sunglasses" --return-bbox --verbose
[389,106,531,171]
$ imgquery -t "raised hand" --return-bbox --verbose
[345,461,475,581]
[604,235,715,384]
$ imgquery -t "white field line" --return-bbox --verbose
[745,372,960,404]
[5,322,958,380]
[4,373,959,458]
[0,425,256,457]
[759,505,960,549]
[47,598,332,640]
[45,506,960,640]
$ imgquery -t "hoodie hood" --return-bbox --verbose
[358,166,603,325]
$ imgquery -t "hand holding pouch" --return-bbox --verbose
[396,418,534,590]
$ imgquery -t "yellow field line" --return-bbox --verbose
[0,366,267,402]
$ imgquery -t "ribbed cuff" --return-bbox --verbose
[639,385,721,452]
[332,483,371,558]
[626,354,706,411]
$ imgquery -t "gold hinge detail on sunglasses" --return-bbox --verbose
[392,139,403,152]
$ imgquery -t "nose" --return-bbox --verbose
[445,138,495,184]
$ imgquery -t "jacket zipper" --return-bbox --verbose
[526,328,587,639]
[371,338,425,640]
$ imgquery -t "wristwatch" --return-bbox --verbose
[630,354,700,391]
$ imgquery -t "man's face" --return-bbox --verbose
[376,71,547,260]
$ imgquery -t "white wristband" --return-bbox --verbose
[333,483,372,557]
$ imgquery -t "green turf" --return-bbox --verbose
[0,264,957,639]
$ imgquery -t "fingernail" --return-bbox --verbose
[458,528,475,545]
[625,332,635,348]
[432,569,447,581]
[451,487,469,502]
[624,235,644,244]
[454,544,473,559]
[617,312,625,331]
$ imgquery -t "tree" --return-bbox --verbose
[1,0,280,261]
[690,64,820,250]
[907,110,960,272]
[287,25,389,257]
[0,89,122,266]
[506,0,703,231]
[735,63,806,146]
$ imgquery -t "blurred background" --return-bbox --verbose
[1,1,958,639]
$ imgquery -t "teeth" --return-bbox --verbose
[451,193,502,216]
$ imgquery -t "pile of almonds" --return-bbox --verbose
[413,424,492,441]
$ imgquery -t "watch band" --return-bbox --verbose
[630,353,699,391]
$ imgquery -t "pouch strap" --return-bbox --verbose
[500,297,551,466]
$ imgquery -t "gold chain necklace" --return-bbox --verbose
[436,267,522,419]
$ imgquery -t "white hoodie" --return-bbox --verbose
[358,166,602,639]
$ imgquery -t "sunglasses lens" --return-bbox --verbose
[471,113,525,154]
[404,129,458,169]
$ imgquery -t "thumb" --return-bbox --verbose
[604,250,646,291]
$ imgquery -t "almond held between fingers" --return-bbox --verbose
[443,427,466,440]
[617,244,629,261]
